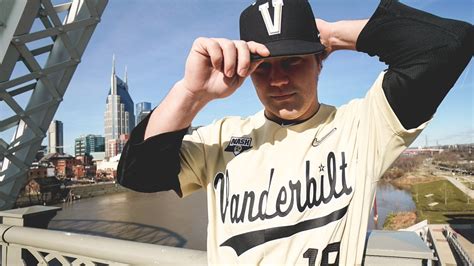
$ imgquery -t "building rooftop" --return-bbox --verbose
[366,230,435,260]
[40,153,74,162]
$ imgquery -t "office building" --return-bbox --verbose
[106,134,129,159]
[48,120,63,154]
[75,134,105,157]
[104,56,134,158]
[136,102,151,125]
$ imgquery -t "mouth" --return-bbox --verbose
[270,92,296,101]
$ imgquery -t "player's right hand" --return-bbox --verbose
[179,38,270,102]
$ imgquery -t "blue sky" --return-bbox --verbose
[46,0,473,153]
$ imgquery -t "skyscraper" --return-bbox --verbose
[104,56,135,158]
[48,120,63,154]
[75,134,105,156]
[136,102,152,125]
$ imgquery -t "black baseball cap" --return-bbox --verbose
[240,0,325,60]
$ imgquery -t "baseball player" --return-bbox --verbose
[117,0,473,264]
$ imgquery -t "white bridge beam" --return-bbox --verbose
[0,0,108,210]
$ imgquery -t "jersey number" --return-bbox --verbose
[303,242,340,266]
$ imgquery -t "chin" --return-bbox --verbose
[275,109,303,121]
[279,112,299,120]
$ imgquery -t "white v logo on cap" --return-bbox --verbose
[258,0,284,36]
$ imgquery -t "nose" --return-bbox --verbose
[269,64,289,87]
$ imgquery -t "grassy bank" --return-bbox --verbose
[383,211,417,230]
[411,180,474,224]
[390,174,441,190]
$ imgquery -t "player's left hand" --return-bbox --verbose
[316,18,333,59]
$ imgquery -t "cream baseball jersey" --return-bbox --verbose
[115,1,472,264]
[177,72,427,265]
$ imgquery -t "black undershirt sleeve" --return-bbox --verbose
[116,110,187,194]
[356,0,473,129]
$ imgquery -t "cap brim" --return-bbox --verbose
[251,39,326,61]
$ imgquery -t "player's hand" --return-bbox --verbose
[316,19,333,59]
[316,19,367,57]
[179,38,270,102]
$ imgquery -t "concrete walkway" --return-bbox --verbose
[428,224,457,266]
[429,162,474,199]
[442,175,474,199]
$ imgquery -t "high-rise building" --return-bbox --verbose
[48,120,63,154]
[104,56,134,158]
[107,134,129,160]
[136,102,152,125]
[75,134,105,156]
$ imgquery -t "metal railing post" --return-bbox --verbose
[2,240,23,266]
[0,205,61,264]
[0,205,61,228]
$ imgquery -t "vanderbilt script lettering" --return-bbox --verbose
[213,152,353,224]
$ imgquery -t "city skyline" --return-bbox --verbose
[46,0,471,154]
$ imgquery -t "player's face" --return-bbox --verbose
[250,54,321,122]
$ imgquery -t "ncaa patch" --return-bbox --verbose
[225,137,253,156]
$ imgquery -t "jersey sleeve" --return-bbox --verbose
[354,71,429,181]
[356,0,473,129]
[117,109,226,197]
[177,120,225,197]
[116,111,187,194]
[334,71,428,187]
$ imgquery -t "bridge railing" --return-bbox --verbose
[0,224,207,265]
[0,206,437,265]
[443,226,473,266]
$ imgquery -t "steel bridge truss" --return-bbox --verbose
[0,0,107,210]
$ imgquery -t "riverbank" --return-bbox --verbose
[382,169,439,229]
[16,182,129,207]
[384,175,474,228]
[66,182,129,199]
[390,173,442,190]
[383,211,416,230]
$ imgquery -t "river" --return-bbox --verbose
[48,182,415,251]
[368,181,416,230]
